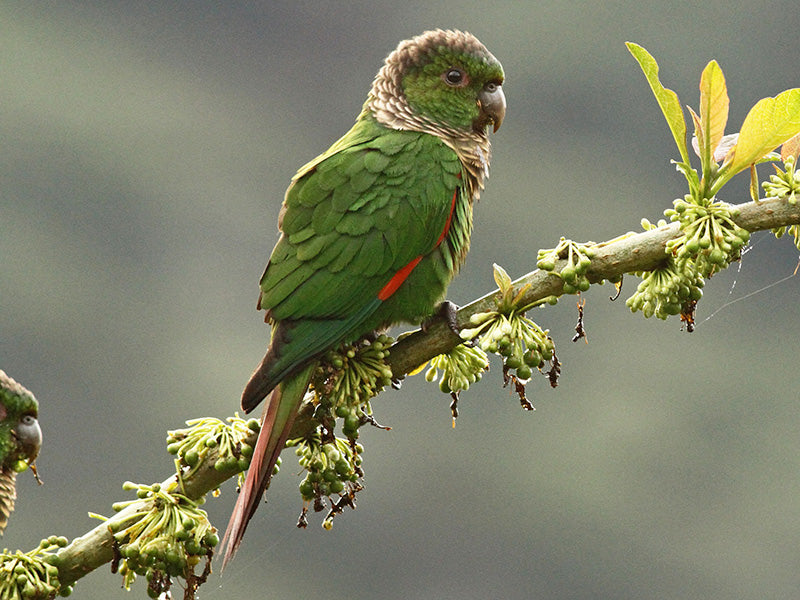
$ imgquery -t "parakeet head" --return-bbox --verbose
[0,371,41,534]
[0,370,42,473]
[369,29,505,139]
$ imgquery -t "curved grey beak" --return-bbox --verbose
[477,83,506,133]
[14,415,42,462]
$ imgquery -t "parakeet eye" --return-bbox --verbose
[443,68,467,86]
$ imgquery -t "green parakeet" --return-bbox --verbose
[223,29,505,563]
[0,370,42,534]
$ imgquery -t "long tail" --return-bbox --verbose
[220,363,315,568]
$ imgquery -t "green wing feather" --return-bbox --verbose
[241,114,465,410]
[261,115,462,324]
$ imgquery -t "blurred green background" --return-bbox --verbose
[3,2,800,599]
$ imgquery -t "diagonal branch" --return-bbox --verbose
[382,195,800,375]
[52,195,800,588]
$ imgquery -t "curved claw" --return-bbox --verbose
[421,301,462,336]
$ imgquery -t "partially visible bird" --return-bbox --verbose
[0,370,42,534]
[223,29,505,565]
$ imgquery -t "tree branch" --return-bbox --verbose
[51,195,800,588]
[381,196,800,375]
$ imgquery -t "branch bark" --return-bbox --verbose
[382,196,800,375]
[52,195,800,587]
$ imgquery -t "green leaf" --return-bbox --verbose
[697,60,729,171]
[626,42,689,163]
[723,88,800,179]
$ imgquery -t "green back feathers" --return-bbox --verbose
[260,114,464,323]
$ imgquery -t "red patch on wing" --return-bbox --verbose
[378,255,422,301]
[378,174,462,302]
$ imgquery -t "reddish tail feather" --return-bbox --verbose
[221,385,293,569]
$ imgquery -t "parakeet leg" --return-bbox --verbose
[422,300,462,336]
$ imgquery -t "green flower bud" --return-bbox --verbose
[299,480,315,500]
[560,265,576,283]
[184,449,199,467]
[537,258,555,271]
[516,365,533,380]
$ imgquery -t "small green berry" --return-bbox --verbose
[203,531,220,548]
[516,365,533,380]
[184,449,199,466]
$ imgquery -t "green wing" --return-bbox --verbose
[259,115,463,323]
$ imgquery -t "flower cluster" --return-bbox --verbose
[288,433,363,529]
[0,536,70,599]
[468,311,555,383]
[425,264,558,411]
[764,156,800,249]
[283,334,394,527]
[424,343,489,396]
[424,343,490,421]
[763,156,800,205]
[166,415,260,477]
[664,196,750,275]
[103,482,218,597]
[537,237,595,294]
[312,334,394,411]
[626,219,705,320]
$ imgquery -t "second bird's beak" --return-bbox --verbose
[476,84,506,133]
[14,415,42,463]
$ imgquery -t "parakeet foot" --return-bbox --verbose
[422,301,463,337]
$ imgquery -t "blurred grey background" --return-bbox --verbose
[3,2,800,599]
